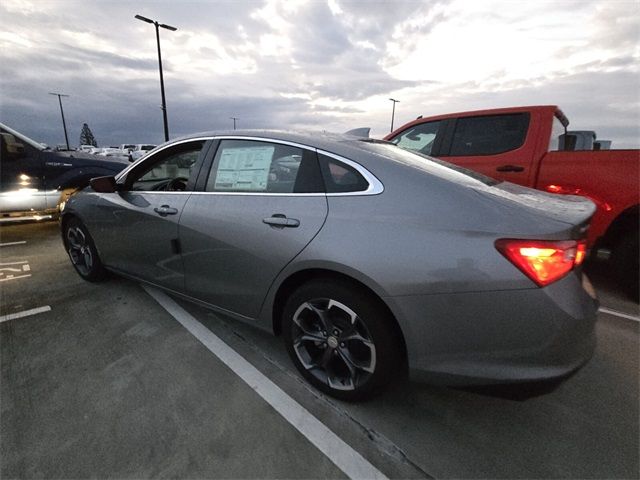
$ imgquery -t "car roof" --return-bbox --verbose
[166,129,386,158]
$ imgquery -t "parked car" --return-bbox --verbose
[0,122,129,222]
[385,105,639,299]
[128,143,157,162]
[61,131,598,400]
[96,147,130,162]
[120,144,136,153]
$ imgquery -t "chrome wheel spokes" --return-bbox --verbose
[292,298,376,391]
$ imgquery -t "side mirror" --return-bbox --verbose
[90,175,117,193]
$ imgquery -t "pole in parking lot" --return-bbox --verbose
[230,117,238,130]
[49,92,70,150]
[389,98,400,133]
[135,14,177,142]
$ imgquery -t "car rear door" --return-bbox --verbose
[92,139,210,291]
[179,137,328,319]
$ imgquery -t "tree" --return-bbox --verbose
[79,123,98,147]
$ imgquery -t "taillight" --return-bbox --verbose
[495,239,587,287]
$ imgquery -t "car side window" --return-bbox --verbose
[128,141,204,192]
[317,154,369,193]
[389,120,442,156]
[447,113,530,156]
[205,140,324,194]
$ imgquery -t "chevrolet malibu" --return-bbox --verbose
[61,131,598,400]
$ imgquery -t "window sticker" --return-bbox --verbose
[215,146,274,191]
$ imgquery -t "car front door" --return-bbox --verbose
[0,132,47,216]
[179,138,328,319]
[92,139,209,291]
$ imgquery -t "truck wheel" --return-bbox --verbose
[282,279,402,401]
[63,218,107,282]
[611,230,639,302]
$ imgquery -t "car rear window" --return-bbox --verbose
[357,140,498,186]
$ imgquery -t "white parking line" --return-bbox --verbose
[0,306,51,323]
[0,260,32,282]
[0,241,27,247]
[598,307,640,322]
[143,286,387,480]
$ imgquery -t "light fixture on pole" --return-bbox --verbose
[230,117,238,130]
[49,92,70,150]
[389,98,400,133]
[135,14,177,142]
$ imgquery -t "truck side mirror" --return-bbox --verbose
[90,175,117,193]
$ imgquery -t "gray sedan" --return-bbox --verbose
[61,131,598,401]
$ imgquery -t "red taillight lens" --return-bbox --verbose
[495,239,587,287]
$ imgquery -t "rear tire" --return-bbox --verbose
[63,217,107,282]
[612,230,639,302]
[282,278,402,401]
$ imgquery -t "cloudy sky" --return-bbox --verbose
[1,0,638,148]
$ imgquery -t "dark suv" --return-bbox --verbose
[1,122,129,222]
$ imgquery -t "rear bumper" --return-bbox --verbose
[385,272,598,385]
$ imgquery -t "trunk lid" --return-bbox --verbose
[473,181,596,238]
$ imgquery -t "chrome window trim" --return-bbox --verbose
[208,136,384,197]
[315,148,384,196]
[189,192,326,197]
[114,135,385,197]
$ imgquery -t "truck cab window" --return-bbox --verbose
[389,121,441,156]
[448,113,530,156]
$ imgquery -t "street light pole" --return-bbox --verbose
[135,14,177,142]
[389,98,400,133]
[49,92,70,150]
[230,117,238,130]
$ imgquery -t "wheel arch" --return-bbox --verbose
[601,204,639,248]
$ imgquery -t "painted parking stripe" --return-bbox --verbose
[143,286,387,480]
[0,241,27,247]
[0,306,51,323]
[598,307,640,322]
[0,274,32,282]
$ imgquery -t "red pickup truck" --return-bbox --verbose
[385,105,639,298]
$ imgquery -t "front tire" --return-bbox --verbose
[282,279,402,401]
[64,218,107,282]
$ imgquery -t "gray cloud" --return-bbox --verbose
[0,0,637,150]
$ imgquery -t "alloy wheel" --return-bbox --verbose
[66,226,94,276]
[291,298,376,391]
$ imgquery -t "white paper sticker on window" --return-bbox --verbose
[215,146,274,191]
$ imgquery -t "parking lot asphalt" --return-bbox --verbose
[1,221,638,479]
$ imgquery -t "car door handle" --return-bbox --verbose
[154,205,179,216]
[262,214,300,228]
[496,164,525,172]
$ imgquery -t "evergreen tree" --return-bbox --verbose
[79,123,98,147]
